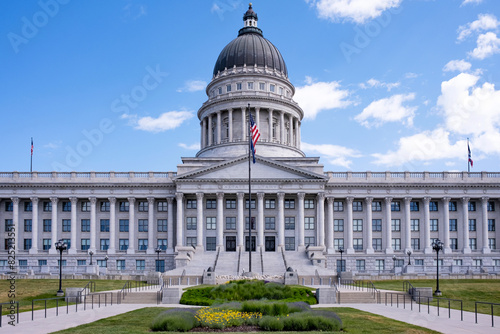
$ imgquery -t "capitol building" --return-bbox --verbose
[1,5,499,278]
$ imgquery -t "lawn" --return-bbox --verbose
[370,278,500,315]
[51,306,440,334]
[0,279,133,315]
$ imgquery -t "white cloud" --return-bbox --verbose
[177,80,207,93]
[179,143,200,150]
[457,14,499,41]
[43,141,62,149]
[355,93,417,128]
[122,2,147,20]
[122,111,194,133]
[301,142,361,169]
[359,78,400,91]
[404,72,419,79]
[372,128,465,166]
[443,59,472,72]
[307,0,402,24]
[294,77,352,120]
[469,32,500,59]
[461,0,483,5]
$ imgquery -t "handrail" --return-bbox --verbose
[237,247,241,274]
[260,247,264,274]
[80,281,95,297]
[385,292,463,321]
[475,301,500,327]
[213,247,221,271]
[367,281,380,302]
[281,247,288,271]
[403,280,415,295]
[0,302,19,327]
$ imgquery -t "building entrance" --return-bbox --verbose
[265,236,276,251]
[245,236,256,252]
[226,236,236,252]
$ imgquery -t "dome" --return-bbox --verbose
[212,5,288,77]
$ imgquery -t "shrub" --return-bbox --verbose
[281,311,342,332]
[151,310,196,332]
[259,315,285,331]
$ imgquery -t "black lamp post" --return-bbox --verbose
[104,255,109,268]
[432,239,444,296]
[155,246,162,272]
[88,250,94,265]
[338,247,344,281]
[392,255,397,273]
[55,239,67,296]
[406,250,412,265]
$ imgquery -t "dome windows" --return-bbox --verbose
[226,84,232,92]
[259,82,265,90]
[236,83,242,90]
[247,82,254,90]
[270,84,275,93]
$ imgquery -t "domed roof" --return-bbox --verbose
[212,5,288,77]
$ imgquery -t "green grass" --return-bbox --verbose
[51,306,439,334]
[0,279,136,315]
[370,279,500,316]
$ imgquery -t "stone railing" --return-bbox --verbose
[324,171,500,182]
[0,171,177,182]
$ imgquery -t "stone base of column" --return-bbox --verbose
[443,247,453,254]
[424,247,433,254]
[127,249,135,254]
[29,248,38,255]
[327,248,336,254]
[384,248,393,254]
[107,248,116,255]
[68,248,77,255]
[146,248,155,255]
[167,248,174,255]
[462,247,471,254]
[297,245,306,252]
[48,248,57,255]
[365,248,374,254]
[346,248,355,254]
[482,247,491,254]
[196,245,205,252]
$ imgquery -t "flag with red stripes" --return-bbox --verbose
[249,113,260,163]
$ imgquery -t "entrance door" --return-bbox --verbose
[245,236,256,251]
[226,236,236,252]
[265,236,276,252]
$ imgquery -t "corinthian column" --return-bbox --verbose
[365,197,374,254]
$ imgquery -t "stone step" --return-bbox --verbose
[120,292,158,304]
[338,292,378,304]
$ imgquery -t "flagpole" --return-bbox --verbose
[30,137,33,173]
[248,103,252,273]
[467,138,470,173]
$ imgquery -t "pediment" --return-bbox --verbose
[175,156,327,182]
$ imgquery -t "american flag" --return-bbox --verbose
[249,112,260,163]
[468,141,473,168]
[31,137,33,156]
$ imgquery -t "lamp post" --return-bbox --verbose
[104,255,108,268]
[338,247,344,283]
[55,239,67,296]
[155,246,162,272]
[392,255,397,274]
[406,250,412,265]
[88,250,94,265]
[432,239,444,296]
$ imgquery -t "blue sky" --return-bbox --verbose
[1,0,500,173]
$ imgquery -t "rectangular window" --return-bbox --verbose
[206,237,216,251]
[186,217,197,230]
[225,217,236,230]
[265,199,276,209]
[218,87,222,94]
[372,238,382,251]
[392,238,401,250]
[206,217,217,230]
[138,239,148,251]
[430,219,439,232]
[236,83,242,90]
[24,219,32,232]
[119,239,129,251]
[269,84,275,92]
[43,219,51,232]
[226,84,231,92]
[24,202,32,212]
[62,238,71,250]
[81,239,90,251]
[285,217,295,230]
[245,199,256,209]
[138,219,148,232]
[372,201,382,211]
[304,217,315,230]
[4,201,13,211]
[157,219,168,232]
[429,201,438,211]
[24,239,32,250]
[138,201,148,212]
[334,238,344,250]
[353,238,363,251]
[259,82,265,90]
[119,201,129,212]
[391,201,400,211]
[304,199,315,209]
[372,219,382,232]
[469,219,476,231]
[450,238,458,250]
[454,259,463,266]
[469,238,477,250]
[334,201,344,212]
[247,82,254,90]
[245,217,256,230]
[62,219,71,232]
[136,260,145,271]
[81,201,90,212]
[356,259,365,271]
[285,237,295,251]
[206,199,216,209]
[43,239,51,250]
[391,219,401,232]
[334,219,344,232]
[449,201,457,211]
[5,219,13,232]
[119,219,129,232]
[279,87,284,95]
[226,199,236,209]
[415,259,424,266]
[43,201,52,212]
[77,260,86,266]
[157,201,168,212]
[116,260,125,271]
[353,201,363,212]
[353,219,363,232]
[62,201,71,212]
[449,219,458,231]
[157,239,167,250]
[411,238,420,250]
[100,219,110,232]
[265,217,275,230]
[284,199,295,209]
[488,201,495,211]
[411,219,420,231]
[186,237,197,247]
[474,259,482,267]
[375,259,385,271]
[100,201,110,212]
[410,201,419,211]
[488,219,495,231]
[305,237,315,247]
[19,260,28,267]
[489,238,496,250]
[468,201,476,211]
[100,239,109,251]
[186,199,197,209]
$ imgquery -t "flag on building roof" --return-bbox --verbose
[468,140,473,168]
